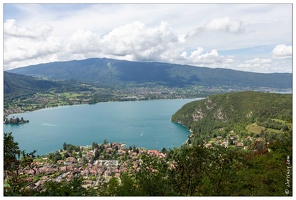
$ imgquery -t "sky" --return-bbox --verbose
[2,2,293,73]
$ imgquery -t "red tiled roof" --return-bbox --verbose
[148,150,160,156]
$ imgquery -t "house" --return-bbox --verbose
[57,160,64,165]
[148,150,160,156]
[66,157,77,163]
[64,161,72,166]
[72,168,80,175]
[106,148,113,153]
[67,165,73,171]
[60,166,67,172]
[159,153,166,158]
[115,173,120,179]
[132,152,138,156]
[81,169,90,176]
[112,142,119,147]
[90,169,97,175]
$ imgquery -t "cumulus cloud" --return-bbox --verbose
[4,19,52,39]
[4,19,62,69]
[65,30,101,54]
[271,44,292,59]
[3,4,292,73]
[3,20,181,69]
[100,21,178,61]
[238,58,272,72]
[180,48,234,67]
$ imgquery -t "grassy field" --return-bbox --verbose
[246,123,266,134]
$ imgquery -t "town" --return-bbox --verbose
[15,128,265,192]
[17,139,167,191]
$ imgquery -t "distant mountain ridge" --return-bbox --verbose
[8,58,292,89]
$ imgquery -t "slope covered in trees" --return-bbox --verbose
[4,71,93,102]
[8,57,292,89]
[171,91,292,137]
[4,72,60,100]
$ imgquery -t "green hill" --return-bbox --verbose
[4,71,92,102]
[171,91,292,138]
[8,58,292,89]
[4,72,60,100]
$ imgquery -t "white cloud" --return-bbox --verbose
[100,21,178,61]
[3,20,181,69]
[271,44,292,59]
[2,4,292,73]
[238,58,272,72]
[4,19,52,39]
[180,48,234,67]
[4,19,62,69]
[203,17,244,33]
[65,30,101,54]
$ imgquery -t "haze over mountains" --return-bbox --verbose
[7,58,292,89]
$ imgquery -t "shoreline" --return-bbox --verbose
[4,98,202,157]
[4,97,203,118]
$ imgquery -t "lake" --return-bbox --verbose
[4,98,201,156]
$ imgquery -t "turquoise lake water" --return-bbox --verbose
[4,98,201,156]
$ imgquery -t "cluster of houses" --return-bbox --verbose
[187,132,254,150]
[19,142,167,190]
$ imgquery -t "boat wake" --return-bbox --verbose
[42,123,58,127]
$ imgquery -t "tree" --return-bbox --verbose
[116,172,139,196]
[63,142,67,150]
[38,177,91,196]
[94,150,100,160]
[106,176,119,196]
[135,154,171,195]
[4,132,37,196]
[168,145,208,196]
[92,142,98,149]
[200,146,242,195]
[103,139,108,145]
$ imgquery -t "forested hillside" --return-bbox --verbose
[8,57,292,89]
[4,72,60,101]
[4,72,93,102]
[171,91,292,146]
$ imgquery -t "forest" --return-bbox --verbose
[171,91,292,147]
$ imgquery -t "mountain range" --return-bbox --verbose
[7,58,292,89]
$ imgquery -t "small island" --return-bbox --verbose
[4,116,29,124]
